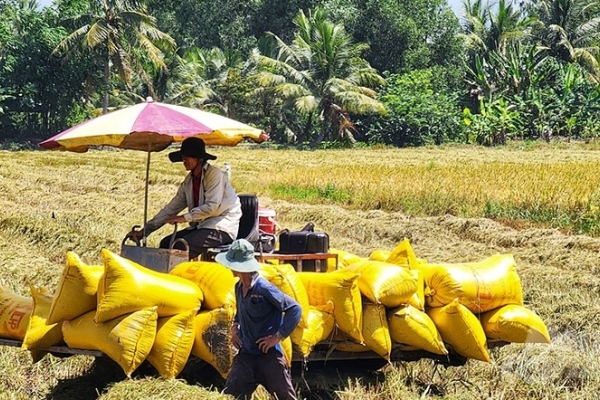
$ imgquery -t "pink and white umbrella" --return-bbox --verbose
[39,98,268,230]
[40,98,267,152]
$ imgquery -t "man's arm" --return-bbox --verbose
[256,284,302,353]
[144,180,188,234]
[264,284,302,339]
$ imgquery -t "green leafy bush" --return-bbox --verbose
[364,67,463,146]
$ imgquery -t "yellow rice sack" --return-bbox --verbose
[387,304,447,355]
[331,327,365,352]
[0,285,33,340]
[259,263,310,328]
[481,304,551,344]
[22,287,63,352]
[169,261,235,310]
[408,269,425,311]
[47,251,104,324]
[96,249,203,323]
[368,249,391,262]
[298,270,364,344]
[427,299,491,362]
[191,306,235,379]
[290,302,335,358]
[328,248,365,271]
[423,254,523,313]
[281,336,293,367]
[147,308,197,379]
[385,238,423,270]
[334,340,369,353]
[62,307,158,377]
[360,302,391,360]
[344,260,417,308]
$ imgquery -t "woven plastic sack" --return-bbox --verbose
[298,270,364,344]
[170,261,235,310]
[344,260,417,308]
[147,308,197,379]
[360,302,391,360]
[387,304,447,355]
[385,238,423,270]
[191,306,235,379]
[281,336,293,367]
[259,263,310,328]
[328,248,364,271]
[62,307,158,377]
[47,251,104,324]
[427,299,491,362]
[408,269,425,311]
[96,249,203,323]
[423,254,523,313]
[481,304,551,344]
[0,285,32,340]
[368,249,391,262]
[290,302,335,358]
[334,339,369,353]
[22,287,63,352]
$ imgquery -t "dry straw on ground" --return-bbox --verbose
[0,144,599,399]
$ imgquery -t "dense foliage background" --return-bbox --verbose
[1,0,599,148]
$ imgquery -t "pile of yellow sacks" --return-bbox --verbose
[0,249,203,378]
[0,239,550,380]
[326,239,551,363]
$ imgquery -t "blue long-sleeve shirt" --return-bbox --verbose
[233,274,302,356]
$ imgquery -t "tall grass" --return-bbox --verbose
[220,144,600,236]
[1,144,600,399]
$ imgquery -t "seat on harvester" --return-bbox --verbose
[202,194,261,261]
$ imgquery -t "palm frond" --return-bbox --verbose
[51,25,91,57]
[295,95,318,114]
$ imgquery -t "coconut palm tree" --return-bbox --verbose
[165,47,242,115]
[52,0,175,113]
[252,7,385,146]
[461,0,534,57]
[163,47,225,110]
[528,0,600,82]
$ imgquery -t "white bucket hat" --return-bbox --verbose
[215,239,261,273]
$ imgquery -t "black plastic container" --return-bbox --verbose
[278,229,330,271]
[279,231,329,254]
[305,232,329,253]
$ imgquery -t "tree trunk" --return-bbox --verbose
[103,54,110,115]
[310,116,328,148]
[298,112,314,144]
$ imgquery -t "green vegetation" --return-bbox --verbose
[51,0,176,113]
[2,0,600,148]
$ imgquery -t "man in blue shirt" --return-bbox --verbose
[216,239,301,400]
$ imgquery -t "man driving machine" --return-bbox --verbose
[127,137,241,260]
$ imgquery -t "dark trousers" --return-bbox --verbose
[159,228,232,260]
[224,350,296,400]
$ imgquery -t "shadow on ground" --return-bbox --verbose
[292,359,388,400]
[46,356,388,400]
[180,357,389,400]
[47,356,126,400]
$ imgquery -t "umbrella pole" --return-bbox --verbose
[143,150,151,247]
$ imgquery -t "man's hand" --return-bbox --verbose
[256,333,280,354]
[126,228,144,243]
[166,215,186,224]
